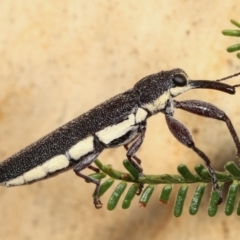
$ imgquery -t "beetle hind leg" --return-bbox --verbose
[73,150,103,209]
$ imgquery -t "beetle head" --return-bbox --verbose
[134,68,239,114]
[134,68,189,104]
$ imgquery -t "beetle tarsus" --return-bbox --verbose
[215,186,223,206]
[211,178,223,205]
[136,183,144,195]
[94,197,103,209]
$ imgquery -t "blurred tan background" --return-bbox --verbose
[0,1,240,240]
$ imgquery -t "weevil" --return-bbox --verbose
[1,69,240,208]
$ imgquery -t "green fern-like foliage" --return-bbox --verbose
[89,159,240,216]
[85,20,240,215]
[222,19,240,59]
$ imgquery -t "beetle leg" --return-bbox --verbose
[124,144,142,165]
[165,115,222,204]
[125,124,146,173]
[125,124,146,195]
[73,150,103,209]
[174,100,240,156]
[88,165,100,173]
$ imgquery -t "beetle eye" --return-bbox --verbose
[173,74,187,86]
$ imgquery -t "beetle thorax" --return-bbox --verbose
[141,90,171,114]
[134,68,192,114]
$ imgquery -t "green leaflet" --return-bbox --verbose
[222,19,240,58]
[88,159,240,216]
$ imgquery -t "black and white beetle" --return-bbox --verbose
[1,68,240,208]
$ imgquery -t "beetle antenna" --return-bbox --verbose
[216,71,240,82]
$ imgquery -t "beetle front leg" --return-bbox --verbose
[174,100,240,156]
[165,115,223,204]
